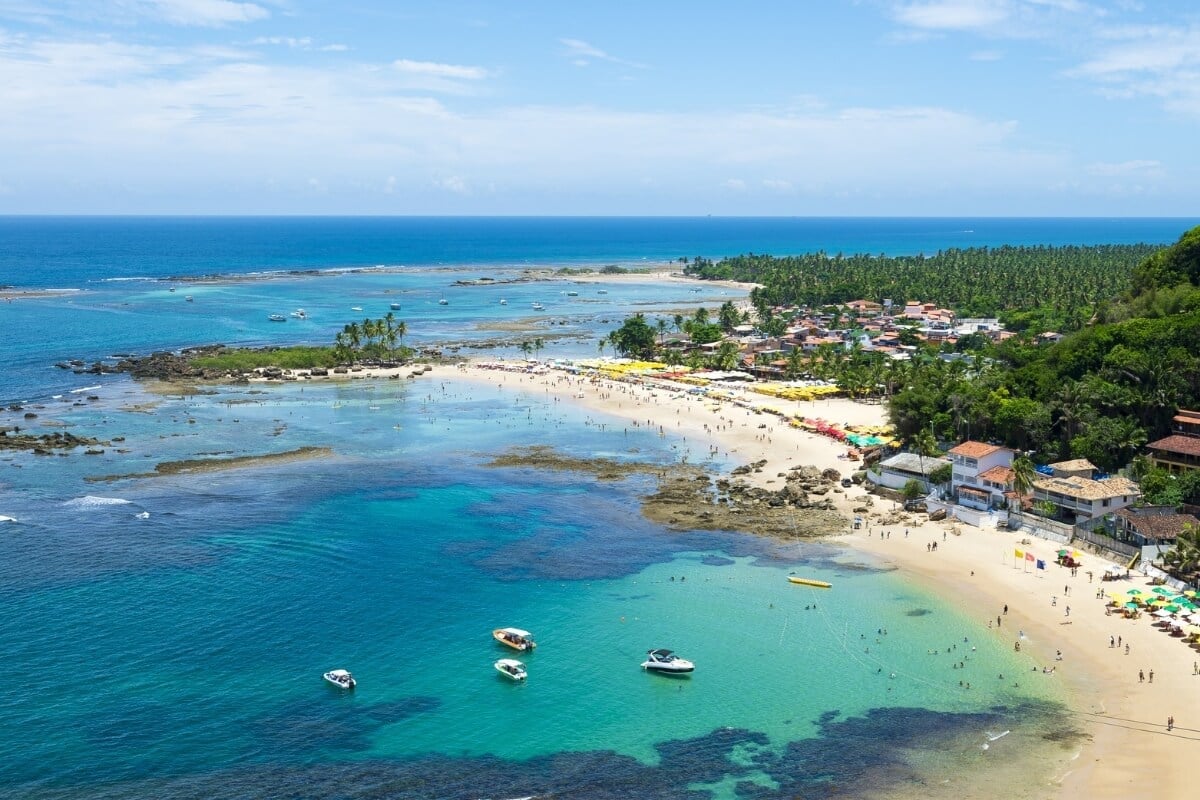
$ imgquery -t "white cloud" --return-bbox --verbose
[723,179,747,191]
[253,36,311,48]
[137,0,269,27]
[393,59,488,80]
[892,1,1010,31]
[435,175,469,194]
[970,49,1004,60]
[1085,159,1163,177]
[559,37,645,68]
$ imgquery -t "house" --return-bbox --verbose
[869,452,952,493]
[1145,409,1200,473]
[1113,506,1200,547]
[948,441,1015,510]
[1030,473,1140,524]
[1048,458,1097,479]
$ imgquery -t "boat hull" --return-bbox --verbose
[642,663,694,674]
[494,659,527,681]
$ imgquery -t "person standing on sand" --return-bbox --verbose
[1149,669,1154,683]
[1139,670,1145,682]
[1168,716,1175,731]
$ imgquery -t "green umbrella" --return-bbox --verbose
[1165,604,1183,613]
[1152,587,1174,595]
[1127,589,1144,596]
[1057,549,1069,556]
[1125,602,1141,609]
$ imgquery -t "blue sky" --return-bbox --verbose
[0,0,1197,214]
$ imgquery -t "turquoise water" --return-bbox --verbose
[0,218,1106,798]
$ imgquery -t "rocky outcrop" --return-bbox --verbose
[0,429,108,455]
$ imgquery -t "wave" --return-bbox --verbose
[70,385,103,394]
[63,495,133,507]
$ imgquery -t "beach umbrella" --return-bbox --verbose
[1057,549,1069,556]
[1125,602,1141,610]
[1185,590,1198,598]
[1127,589,1144,596]
[1152,608,1175,618]
[1152,587,1174,595]
[1165,605,1184,613]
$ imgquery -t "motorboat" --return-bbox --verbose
[323,669,356,689]
[390,302,401,310]
[268,314,287,322]
[185,295,194,302]
[493,627,537,651]
[641,649,694,674]
[500,299,508,305]
[351,306,363,312]
[438,298,449,305]
[494,658,527,681]
[531,302,545,311]
[597,289,608,294]
[290,309,307,319]
[787,576,832,588]
[566,291,578,296]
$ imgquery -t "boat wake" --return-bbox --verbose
[63,495,133,508]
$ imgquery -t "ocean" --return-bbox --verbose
[0,217,1189,799]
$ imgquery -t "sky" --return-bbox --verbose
[0,0,1198,215]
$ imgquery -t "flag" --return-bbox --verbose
[1036,559,1046,570]
[1014,548,1024,559]
[1026,552,1035,562]
[1072,550,1082,560]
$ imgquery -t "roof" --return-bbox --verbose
[1113,508,1200,540]
[948,441,1004,459]
[1049,458,1097,473]
[979,466,1014,483]
[1148,435,1200,457]
[879,452,951,476]
[958,485,991,498]
[1174,410,1200,423]
[1033,475,1140,502]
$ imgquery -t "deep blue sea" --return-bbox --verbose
[0,217,1189,799]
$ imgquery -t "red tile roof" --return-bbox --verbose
[949,441,1004,458]
[1147,435,1200,458]
[979,466,1014,483]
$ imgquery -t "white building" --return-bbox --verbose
[948,441,1015,511]
[1031,460,1140,523]
[869,452,952,493]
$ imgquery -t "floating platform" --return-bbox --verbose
[787,577,832,588]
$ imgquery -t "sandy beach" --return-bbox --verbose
[430,358,1195,799]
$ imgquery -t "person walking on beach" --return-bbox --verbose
[1003,604,1008,615]
[1139,670,1145,683]
[1168,716,1175,731]
[1149,669,1154,683]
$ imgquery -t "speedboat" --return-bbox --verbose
[268,314,286,322]
[494,658,527,681]
[438,298,449,305]
[597,289,608,294]
[351,306,363,312]
[531,302,545,311]
[185,295,194,302]
[567,291,578,296]
[390,302,401,310]
[493,627,537,651]
[641,649,694,674]
[499,299,508,305]
[290,309,307,319]
[323,669,356,689]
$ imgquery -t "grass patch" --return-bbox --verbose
[192,346,339,371]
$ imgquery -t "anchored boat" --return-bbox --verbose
[493,627,537,651]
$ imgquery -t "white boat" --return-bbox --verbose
[531,302,545,311]
[185,295,194,302]
[494,658,527,681]
[438,298,449,305]
[290,309,307,319]
[493,627,537,651]
[390,302,401,310]
[323,669,356,689]
[351,306,363,312]
[268,314,286,322]
[499,299,508,305]
[567,291,578,296]
[641,649,694,674]
[597,289,608,294]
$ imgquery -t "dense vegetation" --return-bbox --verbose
[683,244,1159,332]
[657,227,1200,506]
[192,346,339,371]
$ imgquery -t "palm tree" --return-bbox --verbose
[1010,454,1037,511]
[656,318,669,347]
[533,337,545,361]
[519,340,533,360]
[597,337,608,358]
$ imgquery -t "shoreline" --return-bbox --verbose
[429,358,1194,799]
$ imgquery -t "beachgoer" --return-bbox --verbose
[1168,716,1175,731]
[1149,669,1154,683]
[1139,670,1145,682]
[1003,604,1008,615]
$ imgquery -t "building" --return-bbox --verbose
[1113,506,1200,547]
[948,441,1014,510]
[1030,472,1140,524]
[869,452,952,493]
[1145,409,1200,473]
